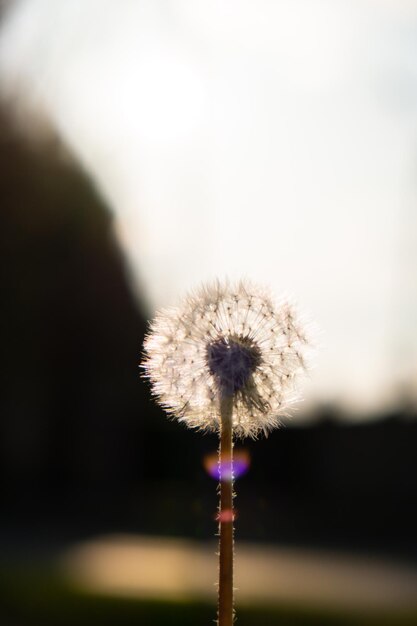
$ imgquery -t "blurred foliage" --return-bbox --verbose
[0,104,156,499]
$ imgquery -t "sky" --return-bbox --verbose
[1,0,417,416]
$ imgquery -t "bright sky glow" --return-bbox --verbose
[1,0,417,416]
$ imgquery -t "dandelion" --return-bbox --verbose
[141,279,312,626]
[142,279,310,437]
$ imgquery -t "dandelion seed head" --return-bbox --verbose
[141,279,312,438]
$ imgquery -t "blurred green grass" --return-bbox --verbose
[1,565,417,626]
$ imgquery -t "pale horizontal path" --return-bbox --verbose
[61,534,417,612]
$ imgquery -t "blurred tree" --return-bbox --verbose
[0,105,154,518]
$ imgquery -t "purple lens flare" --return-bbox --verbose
[203,449,251,481]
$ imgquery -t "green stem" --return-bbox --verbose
[218,394,234,626]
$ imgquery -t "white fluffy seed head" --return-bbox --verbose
[141,279,313,438]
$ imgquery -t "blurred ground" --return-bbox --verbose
[1,535,417,626]
[61,534,417,611]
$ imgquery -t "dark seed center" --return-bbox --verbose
[206,335,261,396]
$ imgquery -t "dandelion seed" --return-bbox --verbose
[142,279,311,438]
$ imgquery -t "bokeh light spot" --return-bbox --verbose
[217,508,235,523]
[203,449,250,481]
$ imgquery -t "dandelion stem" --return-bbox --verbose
[218,394,234,626]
